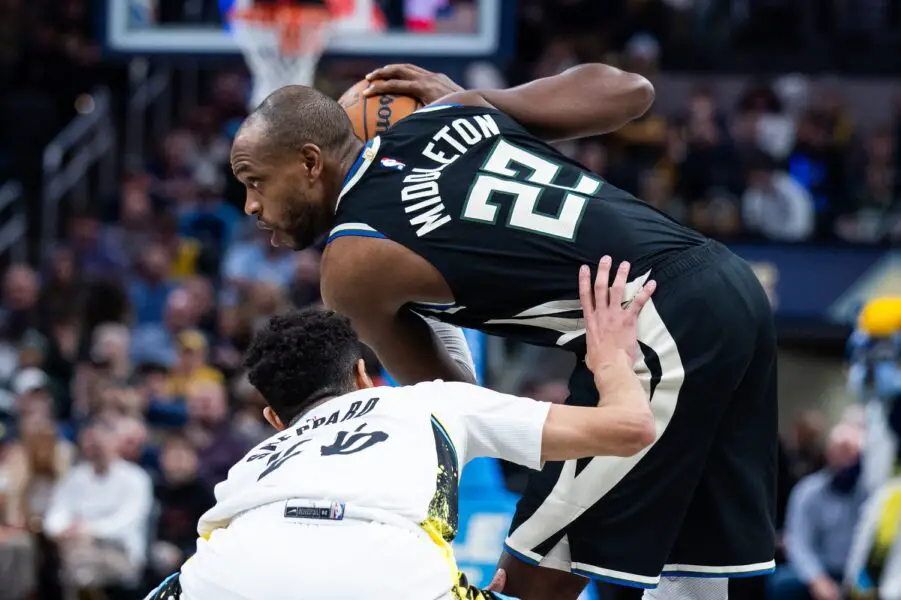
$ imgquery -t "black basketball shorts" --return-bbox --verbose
[505,241,778,589]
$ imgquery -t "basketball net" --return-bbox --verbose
[229,1,383,110]
[230,4,331,109]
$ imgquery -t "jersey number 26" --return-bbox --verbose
[461,139,602,241]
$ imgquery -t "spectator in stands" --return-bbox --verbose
[44,418,153,596]
[103,172,158,268]
[157,213,202,281]
[2,412,74,530]
[0,424,38,600]
[0,264,39,342]
[90,322,134,384]
[742,150,816,242]
[37,246,80,319]
[787,410,829,480]
[130,288,198,370]
[129,243,176,326]
[184,381,251,487]
[786,111,847,239]
[230,374,269,444]
[209,303,248,378]
[186,104,232,193]
[115,414,159,478]
[150,433,214,581]
[248,280,293,330]
[166,330,223,399]
[182,276,218,336]
[289,249,322,308]
[67,209,129,281]
[769,422,868,600]
[221,229,297,294]
[138,363,188,430]
[837,125,901,244]
[23,301,82,421]
[178,178,241,276]
[154,129,201,206]
[10,368,61,431]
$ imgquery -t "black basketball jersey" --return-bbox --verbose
[329,103,707,351]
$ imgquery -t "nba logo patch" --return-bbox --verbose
[380,157,405,171]
[284,499,346,521]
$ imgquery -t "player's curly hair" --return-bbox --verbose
[244,307,363,425]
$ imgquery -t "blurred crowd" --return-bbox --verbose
[0,1,900,600]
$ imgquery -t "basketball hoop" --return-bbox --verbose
[230,4,334,109]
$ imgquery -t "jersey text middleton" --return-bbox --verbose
[400,112,501,237]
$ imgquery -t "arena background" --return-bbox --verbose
[0,1,899,599]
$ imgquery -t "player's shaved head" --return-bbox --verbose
[244,307,364,425]
[242,85,355,155]
[231,85,362,250]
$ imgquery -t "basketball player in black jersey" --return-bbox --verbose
[228,64,778,600]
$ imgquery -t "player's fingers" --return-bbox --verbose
[363,79,419,97]
[628,280,657,317]
[609,260,630,309]
[486,568,506,592]
[594,256,612,309]
[578,265,596,318]
[365,63,423,82]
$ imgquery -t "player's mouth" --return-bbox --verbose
[255,221,284,247]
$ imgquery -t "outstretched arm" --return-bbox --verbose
[365,63,655,142]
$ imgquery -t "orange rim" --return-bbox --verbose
[230,5,332,55]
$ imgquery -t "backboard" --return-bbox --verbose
[104,0,511,58]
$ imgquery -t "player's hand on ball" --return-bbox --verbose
[364,64,464,104]
[579,256,656,369]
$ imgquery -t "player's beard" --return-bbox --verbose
[282,201,319,250]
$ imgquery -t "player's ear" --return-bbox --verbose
[299,143,323,178]
[354,358,374,390]
[263,406,286,431]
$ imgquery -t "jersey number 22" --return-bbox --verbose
[462,139,601,241]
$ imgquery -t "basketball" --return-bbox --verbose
[338,79,424,141]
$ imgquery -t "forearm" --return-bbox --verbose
[542,353,654,460]
[475,64,655,141]
[543,403,655,460]
[593,350,648,407]
[584,351,655,457]
[360,308,476,385]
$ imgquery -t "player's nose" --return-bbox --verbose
[244,196,261,216]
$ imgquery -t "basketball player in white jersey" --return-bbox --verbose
[144,257,657,600]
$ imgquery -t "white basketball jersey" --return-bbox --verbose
[198,380,549,541]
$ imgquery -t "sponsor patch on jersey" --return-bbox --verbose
[379,157,405,170]
[284,499,346,521]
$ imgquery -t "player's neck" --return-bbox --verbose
[288,395,336,426]
[331,136,365,211]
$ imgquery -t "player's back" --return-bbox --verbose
[197,380,544,536]
[199,384,454,537]
[331,103,707,349]
[181,381,546,599]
